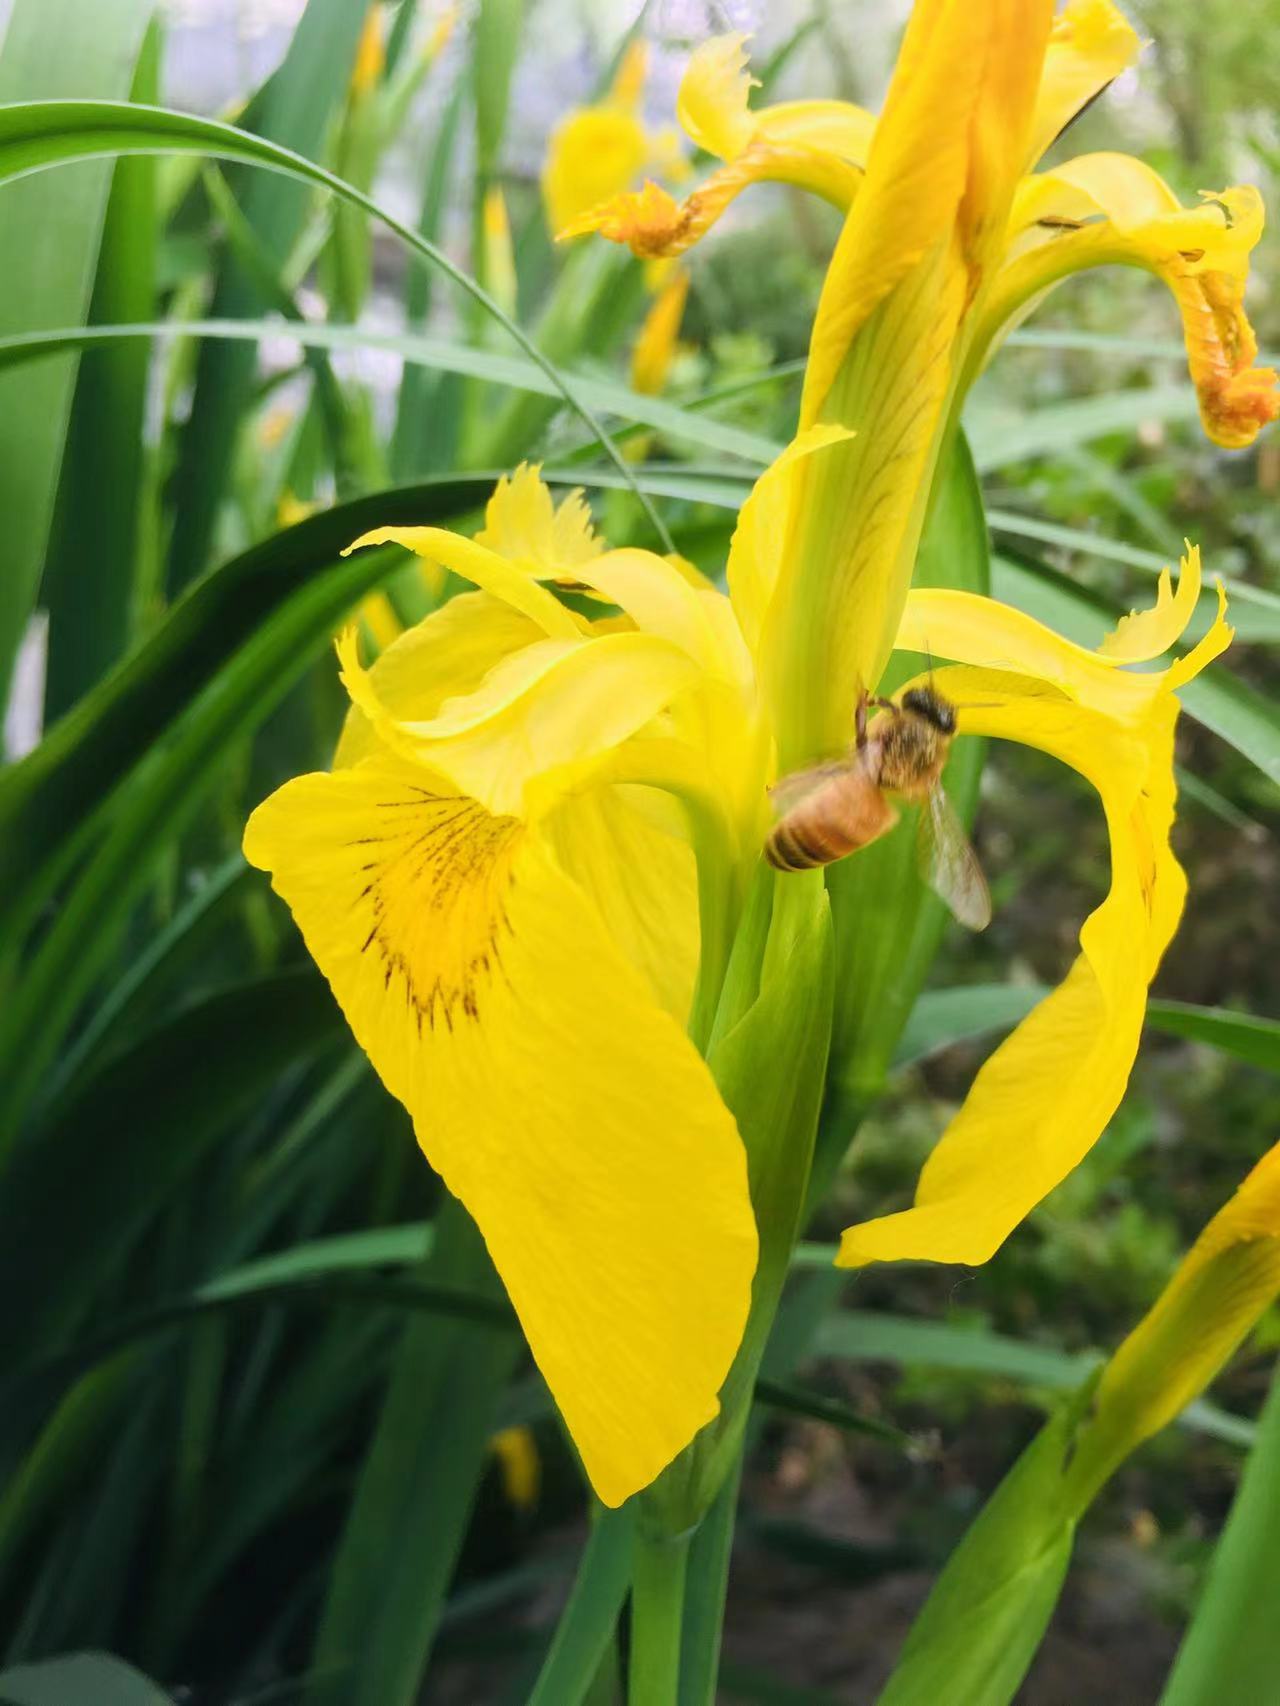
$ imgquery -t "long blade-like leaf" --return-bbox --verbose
[0,1,154,706]
[0,98,674,548]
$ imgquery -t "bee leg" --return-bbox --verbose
[855,689,870,751]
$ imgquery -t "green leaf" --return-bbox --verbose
[0,318,780,466]
[1148,1001,1280,1073]
[304,1199,522,1706]
[163,0,375,586]
[0,98,674,547]
[41,19,160,719]
[198,1222,433,1303]
[1160,1365,1280,1706]
[968,384,1202,471]
[898,987,1280,1078]
[0,0,154,705]
[892,984,1045,1069]
[813,1310,1254,1448]
[0,971,346,1368]
[874,1403,1083,1706]
[473,0,522,179]
[525,1509,635,1706]
[391,79,466,476]
[0,1653,171,1706]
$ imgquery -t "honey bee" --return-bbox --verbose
[765,685,992,930]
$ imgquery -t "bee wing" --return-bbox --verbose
[768,759,855,819]
[916,785,992,930]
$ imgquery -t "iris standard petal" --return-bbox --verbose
[474,464,605,581]
[243,757,757,1506]
[336,625,705,817]
[335,589,544,768]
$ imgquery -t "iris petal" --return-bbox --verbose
[244,758,757,1507]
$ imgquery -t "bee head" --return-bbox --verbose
[901,685,956,734]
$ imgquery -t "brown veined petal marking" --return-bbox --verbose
[243,755,757,1507]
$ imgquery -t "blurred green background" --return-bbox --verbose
[0,1,1277,1701]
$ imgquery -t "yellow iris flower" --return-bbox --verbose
[244,460,1226,1503]
[245,0,1260,1512]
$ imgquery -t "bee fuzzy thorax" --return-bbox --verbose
[764,684,990,932]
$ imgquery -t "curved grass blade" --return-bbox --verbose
[1160,1366,1280,1705]
[0,319,781,466]
[0,98,673,549]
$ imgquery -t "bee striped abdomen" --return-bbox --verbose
[765,812,833,871]
[765,770,897,872]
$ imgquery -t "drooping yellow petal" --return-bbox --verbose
[839,674,1180,1269]
[1027,0,1142,166]
[987,160,1279,448]
[630,266,689,396]
[243,757,757,1507]
[848,574,1234,1267]
[1097,545,1201,662]
[1065,1141,1280,1503]
[474,464,604,582]
[559,134,862,258]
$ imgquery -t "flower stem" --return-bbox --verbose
[628,1525,692,1706]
